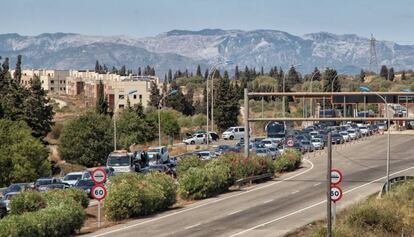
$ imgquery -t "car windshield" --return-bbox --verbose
[360,126,367,129]
[262,140,272,144]
[225,128,234,132]
[340,132,347,135]
[301,141,310,145]
[199,152,210,157]
[7,184,23,192]
[348,130,355,133]
[148,149,161,154]
[311,139,320,142]
[76,180,95,186]
[63,174,82,181]
[107,156,130,166]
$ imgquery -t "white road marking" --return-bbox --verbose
[263,199,274,204]
[228,165,414,237]
[291,190,299,195]
[313,182,322,187]
[89,159,315,237]
[184,223,201,230]
[227,210,243,216]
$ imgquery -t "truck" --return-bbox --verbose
[146,146,169,165]
[106,150,136,173]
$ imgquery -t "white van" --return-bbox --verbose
[222,126,250,140]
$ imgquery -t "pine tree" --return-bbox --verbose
[359,69,366,83]
[119,65,126,76]
[95,60,100,72]
[388,67,395,81]
[380,65,388,79]
[260,66,264,76]
[204,69,209,80]
[234,65,240,80]
[149,81,161,107]
[312,67,321,81]
[168,69,173,83]
[196,65,202,77]
[96,80,108,115]
[322,68,340,92]
[214,72,240,131]
[13,55,22,83]
[138,67,142,76]
[103,64,108,73]
[286,66,301,91]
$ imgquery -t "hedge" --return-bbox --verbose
[42,188,89,208]
[176,156,205,177]
[274,148,302,173]
[104,172,177,221]
[0,190,86,237]
[9,191,46,215]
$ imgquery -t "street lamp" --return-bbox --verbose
[283,64,302,117]
[359,86,391,192]
[206,59,233,148]
[113,89,138,151]
[158,89,178,147]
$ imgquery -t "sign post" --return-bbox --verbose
[91,169,107,228]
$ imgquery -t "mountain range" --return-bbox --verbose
[1,29,414,76]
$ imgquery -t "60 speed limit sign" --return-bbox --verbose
[91,184,107,201]
[330,186,343,203]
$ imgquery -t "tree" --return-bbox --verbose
[149,81,161,107]
[96,80,108,115]
[196,65,202,77]
[24,75,55,138]
[312,67,321,81]
[359,69,366,83]
[234,65,240,80]
[13,55,22,83]
[119,65,126,76]
[165,81,194,116]
[95,60,100,73]
[401,71,407,80]
[147,109,180,137]
[138,67,142,76]
[214,72,240,131]
[0,119,50,187]
[260,66,264,76]
[168,69,173,83]
[380,65,388,79]
[286,66,301,91]
[388,67,395,81]
[204,69,209,80]
[322,68,340,92]
[59,111,113,167]
[116,109,156,149]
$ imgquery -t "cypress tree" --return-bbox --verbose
[95,60,100,72]
[138,67,142,76]
[204,69,209,80]
[234,65,240,80]
[149,81,161,107]
[380,65,388,79]
[286,66,301,91]
[359,69,366,83]
[401,71,407,80]
[13,55,22,83]
[388,67,395,81]
[96,80,108,115]
[260,66,264,76]
[196,65,202,77]
[214,72,240,131]
[168,69,173,83]
[312,67,321,81]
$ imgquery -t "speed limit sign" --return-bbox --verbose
[330,186,343,202]
[91,184,107,201]
[286,138,294,147]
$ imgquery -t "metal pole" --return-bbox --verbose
[283,75,286,117]
[343,96,346,118]
[114,111,117,151]
[386,99,391,192]
[211,72,214,132]
[98,200,101,228]
[327,132,332,237]
[244,88,249,158]
[323,97,326,118]
[261,97,264,118]
[158,105,161,146]
[332,202,336,226]
[364,96,367,118]
[206,72,209,148]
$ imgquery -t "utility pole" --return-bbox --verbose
[244,88,249,158]
[327,132,332,237]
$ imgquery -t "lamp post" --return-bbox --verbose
[206,60,232,148]
[113,89,138,151]
[359,86,391,192]
[158,89,178,147]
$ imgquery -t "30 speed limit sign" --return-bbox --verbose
[330,186,343,202]
[91,184,107,201]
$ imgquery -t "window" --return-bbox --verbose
[51,80,54,84]
[139,95,142,103]
[239,128,245,132]
[119,104,125,109]
[133,94,137,99]
[119,94,124,100]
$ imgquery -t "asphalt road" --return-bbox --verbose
[85,134,414,237]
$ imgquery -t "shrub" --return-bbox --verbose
[42,189,89,208]
[274,148,302,173]
[10,191,46,215]
[105,172,177,221]
[0,199,85,237]
[177,156,205,176]
[179,162,231,200]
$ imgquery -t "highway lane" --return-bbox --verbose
[85,134,414,237]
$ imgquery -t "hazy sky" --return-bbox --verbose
[3,0,414,44]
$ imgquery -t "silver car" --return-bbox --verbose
[311,138,324,150]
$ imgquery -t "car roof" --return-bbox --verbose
[66,172,85,175]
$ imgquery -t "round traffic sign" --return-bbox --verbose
[286,138,294,147]
[92,168,107,184]
[331,186,343,202]
[91,184,107,201]
[331,169,343,185]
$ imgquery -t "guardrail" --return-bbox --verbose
[234,173,274,188]
[379,176,414,197]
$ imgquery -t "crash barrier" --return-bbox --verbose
[234,173,273,188]
[379,176,414,197]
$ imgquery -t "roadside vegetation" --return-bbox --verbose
[286,180,414,237]
[0,189,88,237]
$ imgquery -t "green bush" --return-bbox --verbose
[10,191,46,215]
[274,148,302,173]
[179,162,231,200]
[177,156,205,176]
[42,189,89,208]
[0,199,85,237]
[105,172,177,221]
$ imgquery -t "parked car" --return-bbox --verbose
[311,138,324,150]
[267,147,281,159]
[254,148,272,158]
[359,126,369,136]
[0,192,19,217]
[300,140,315,152]
[146,164,176,178]
[215,145,233,156]
[183,133,209,145]
[347,129,357,140]
[2,183,30,196]
[147,146,169,164]
[222,126,250,140]
[74,179,96,197]
[261,138,279,148]
[62,171,91,187]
